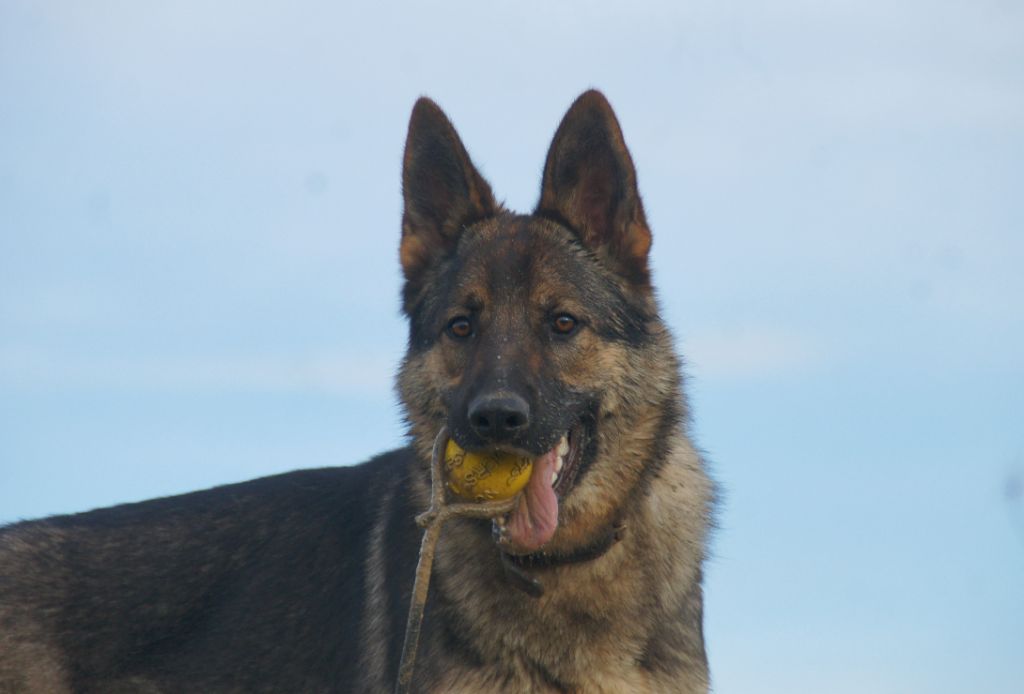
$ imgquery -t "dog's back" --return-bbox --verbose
[0,451,425,692]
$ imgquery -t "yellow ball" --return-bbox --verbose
[444,440,533,501]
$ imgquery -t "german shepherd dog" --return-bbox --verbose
[0,91,714,693]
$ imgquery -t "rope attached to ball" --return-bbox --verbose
[394,427,521,694]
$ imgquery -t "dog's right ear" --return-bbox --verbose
[401,98,497,287]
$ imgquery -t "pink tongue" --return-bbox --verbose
[506,447,559,553]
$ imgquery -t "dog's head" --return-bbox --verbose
[397,92,681,556]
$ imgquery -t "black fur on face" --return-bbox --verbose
[398,90,661,472]
[404,214,655,458]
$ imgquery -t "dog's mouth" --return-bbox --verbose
[491,424,585,555]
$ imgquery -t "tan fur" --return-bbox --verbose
[426,438,710,693]
[394,340,711,691]
[0,529,73,693]
[357,484,397,693]
[391,91,714,692]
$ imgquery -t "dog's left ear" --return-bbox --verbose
[536,90,651,285]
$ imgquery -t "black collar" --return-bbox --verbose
[498,520,627,597]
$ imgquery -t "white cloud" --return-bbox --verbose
[0,286,113,329]
[0,348,399,396]
[682,326,825,381]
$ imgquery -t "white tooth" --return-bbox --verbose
[555,457,563,473]
[551,471,558,485]
[557,436,569,457]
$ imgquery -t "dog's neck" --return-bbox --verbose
[497,515,627,597]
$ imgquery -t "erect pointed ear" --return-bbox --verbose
[536,90,652,284]
[401,97,497,284]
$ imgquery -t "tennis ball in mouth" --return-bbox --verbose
[444,440,533,502]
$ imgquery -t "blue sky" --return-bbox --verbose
[1,1,1022,691]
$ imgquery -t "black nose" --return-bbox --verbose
[467,392,530,442]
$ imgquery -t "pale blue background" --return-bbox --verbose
[1,2,1022,692]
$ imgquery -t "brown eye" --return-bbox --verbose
[552,314,578,335]
[447,317,473,339]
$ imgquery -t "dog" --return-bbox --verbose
[0,91,714,693]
